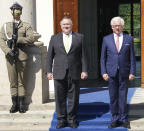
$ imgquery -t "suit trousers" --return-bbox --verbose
[108,69,128,123]
[6,56,27,97]
[54,70,80,123]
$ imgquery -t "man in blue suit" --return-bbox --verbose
[100,16,136,129]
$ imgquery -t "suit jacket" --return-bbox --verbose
[46,32,87,80]
[0,21,35,61]
[100,33,136,78]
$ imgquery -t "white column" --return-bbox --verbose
[36,0,54,93]
[13,0,36,30]
[36,0,54,45]
[0,0,13,26]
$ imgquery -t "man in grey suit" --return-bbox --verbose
[46,16,88,129]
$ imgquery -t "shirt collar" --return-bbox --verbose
[63,32,72,37]
[14,20,21,24]
[114,32,123,37]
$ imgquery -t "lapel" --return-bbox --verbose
[58,33,67,53]
[68,32,77,53]
[111,34,118,53]
[111,33,127,53]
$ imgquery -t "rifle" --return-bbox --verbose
[7,22,18,63]
[12,22,18,55]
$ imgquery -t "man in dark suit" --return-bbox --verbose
[46,16,88,129]
[100,16,136,129]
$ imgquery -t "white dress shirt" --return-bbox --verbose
[114,32,123,51]
[63,32,72,52]
[14,20,21,24]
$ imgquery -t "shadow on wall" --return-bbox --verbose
[24,46,49,105]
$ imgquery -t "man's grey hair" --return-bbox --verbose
[60,16,73,25]
[110,16,125,26]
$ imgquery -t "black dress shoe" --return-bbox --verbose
[68,122,78,128]
[108,122,119,128]
[121,122,131,129]
[56,122,67,129]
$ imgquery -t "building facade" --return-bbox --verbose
[0,0,143,105]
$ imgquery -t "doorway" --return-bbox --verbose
[78,0,141,87]
[53,0,141,87]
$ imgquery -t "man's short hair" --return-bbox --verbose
[60,16,73,25]
[110,16,125,26]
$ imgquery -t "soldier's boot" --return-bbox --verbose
[10,96,19,113]
[19,96,26,113]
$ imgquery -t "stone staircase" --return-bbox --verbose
[128,88,144,131]
[129,108,144,131]
[0,102,55,131]
[0,88,144,131]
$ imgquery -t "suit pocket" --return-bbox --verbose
[125,43,130,46]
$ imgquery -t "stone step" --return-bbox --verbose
[0,118,51,126]
[0,103,144,111]
[0,104,55,131]
[0,113,143,131]
[130,119,144,131]
[0,103,55,111]
[130,118,144,123]
[129,109,144,116]
[0,125,143,131]
[0,103,144,131]
[129,103,144,110]
[0,126,50,131]
[129,118,144,131]
[0,111,54,119]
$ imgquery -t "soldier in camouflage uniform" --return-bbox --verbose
[0,2,35,113]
